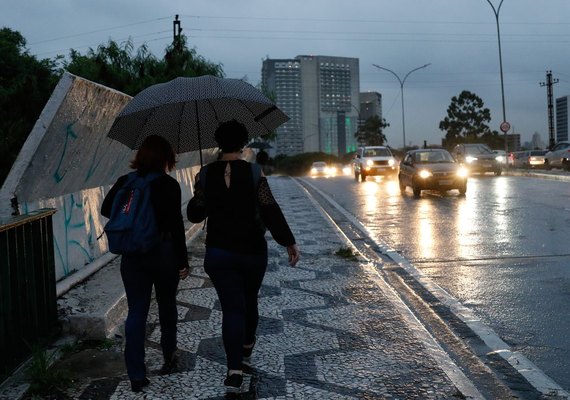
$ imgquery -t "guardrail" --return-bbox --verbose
[0,208,59,383]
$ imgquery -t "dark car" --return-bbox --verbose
[452,143,502,175]
[398,149,468,197]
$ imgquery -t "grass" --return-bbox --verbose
[25,346,71,397]
[335,246,359,261]
[24,338,115,398]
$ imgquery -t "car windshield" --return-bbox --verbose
[364,148,390,157]
[313,162,326,168]
[414,151,454,163]
[464,145,494,155]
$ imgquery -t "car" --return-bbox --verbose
[452,143,502,175]
[544,141,570,170]
[398,149,468,197]
[353,146,398,181]
[493,149,508,165]
[309,161,329,177]
[512,150,547,168]
[527,150,548,168]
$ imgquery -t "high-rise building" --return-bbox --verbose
[261,59,303,155]
[556,96,569,142]
[359,91,382,122]
[262,55,360,156]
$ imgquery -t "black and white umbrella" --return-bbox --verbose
[247,141,273,150]
[107,75,288,164]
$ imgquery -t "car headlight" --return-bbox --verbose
[418,169,432,179]
[495,156,505,163]
[388,159,395,166]
[366,159,374,166]
[465,156,477,163]
[311,168,317,174]
[456,167,469,178]
[329,166,337,174]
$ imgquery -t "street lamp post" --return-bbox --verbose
[485,0,508,156]
[372,63,430,151]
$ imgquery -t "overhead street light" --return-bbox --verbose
[485,0,509,156]
[372,63,430,151]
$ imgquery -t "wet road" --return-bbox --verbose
[302,173,570,391]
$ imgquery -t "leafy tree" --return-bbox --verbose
[355,115,389,146]
[439,90,494,146]
[163,35,224,81]
[0,27,59,185]
[65,35,223,96]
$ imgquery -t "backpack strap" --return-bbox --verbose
[250,162,262,188]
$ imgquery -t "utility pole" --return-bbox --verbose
[173,14,183,50]
[539,70,558,149]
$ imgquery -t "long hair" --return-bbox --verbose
[130,135,176,172]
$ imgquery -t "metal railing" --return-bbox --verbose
[0,208,58,383]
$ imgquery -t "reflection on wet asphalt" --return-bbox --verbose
[305,174,570,391]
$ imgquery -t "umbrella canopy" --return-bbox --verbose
[247,141,273,150]
[107,75,288,162]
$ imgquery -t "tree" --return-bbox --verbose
[65,35,223,96]
[439,90,494,146]
[355,115,389,146]
[0,28,225,186]
[0,27,59,185]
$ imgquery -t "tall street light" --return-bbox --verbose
[485,0,509,156]
[372,63,430,151]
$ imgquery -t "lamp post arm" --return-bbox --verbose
[402,63,431,86]
[372,64,403,87]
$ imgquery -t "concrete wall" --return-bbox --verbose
[0,72,217,282]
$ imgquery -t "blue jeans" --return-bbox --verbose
[120,241,180,380]
[204,247,267,370]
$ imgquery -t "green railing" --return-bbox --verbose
[0,208,59,383]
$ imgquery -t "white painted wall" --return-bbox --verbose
[0,73,217,282]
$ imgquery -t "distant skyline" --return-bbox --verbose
[3,0,570,148]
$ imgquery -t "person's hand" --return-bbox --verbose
[179,267,190,280]
[287,244,300,267]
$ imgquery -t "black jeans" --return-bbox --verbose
[120,241,180,380]
[204,247,267,370]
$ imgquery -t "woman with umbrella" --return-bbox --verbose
[187,120,300,392]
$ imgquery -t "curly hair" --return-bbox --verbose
[214,120,249,153]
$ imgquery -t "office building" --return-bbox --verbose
[262,55,360,156]
[556,96,569,142]
[359,91,382,122]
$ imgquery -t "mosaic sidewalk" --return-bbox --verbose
[88,176,463,399]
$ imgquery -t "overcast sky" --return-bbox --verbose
[3,0,570,148]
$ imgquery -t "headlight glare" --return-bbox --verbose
[388,159,395,166]
[418,169,432,179]
[465,156,477,163]
[457,167,469,178]
[366,159,374,166]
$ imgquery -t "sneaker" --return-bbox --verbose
[224,372,243,392]
[130,377,150,392]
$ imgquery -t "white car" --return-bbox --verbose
[353,146,398,181]
[544,141,570,171]
[310,161,329,177]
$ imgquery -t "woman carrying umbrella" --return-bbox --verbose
[187,120,300,392]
